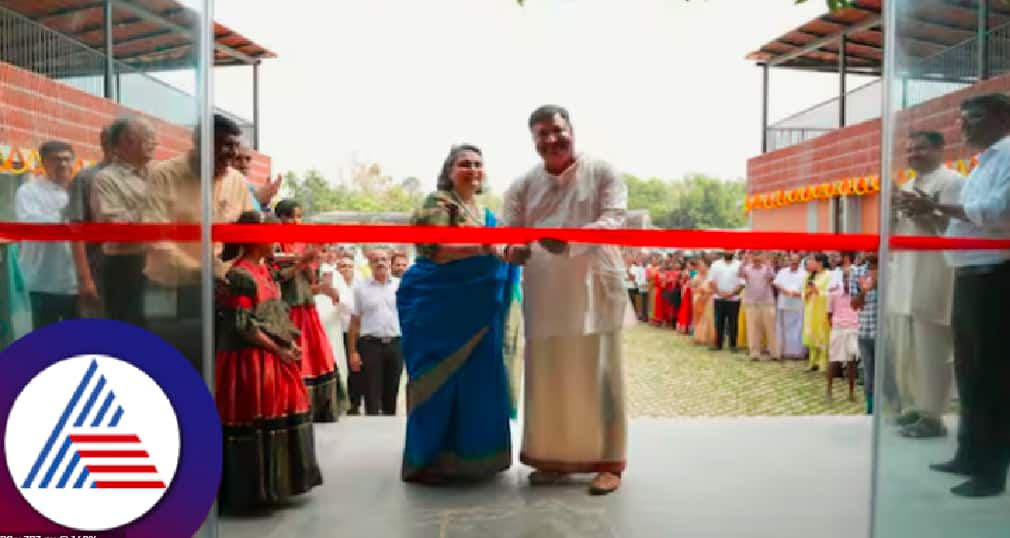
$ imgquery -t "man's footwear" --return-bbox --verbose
[708,346,722,352]
[930,459,975,477]
[588,472,621,495]
[895,411,921,427]
[951,478,1006,498]
[899,417,947,439]
[528,470,567,486]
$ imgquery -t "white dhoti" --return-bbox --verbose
[520,330,627,474]
[503,153,632,476]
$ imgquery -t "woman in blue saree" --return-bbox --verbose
[398,144,526,483]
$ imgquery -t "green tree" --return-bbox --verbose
[280,163,424,215]
[626,173,746,230]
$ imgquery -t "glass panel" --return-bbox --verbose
[0,0,214,532]
[875,1,1010,537]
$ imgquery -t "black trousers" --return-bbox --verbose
[29,292,79,330]
[639,291,649,321]
[101,254,147,328]
[146,284,203,375]
[951,263,1010,484]
[344,333,364,413]
[713,299,741,350]
[357,336,403,416]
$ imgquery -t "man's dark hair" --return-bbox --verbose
[274,199,302,219]
[910,130,945,149]
[192,113,243,141]
[961,93,1010,121]
[39,140,74,160]
[105,116,137,147]
[214,113,242,138]
[99,124,113,150]
[221,210,276,262]
[391,252,408,263]
[528,104,571,130]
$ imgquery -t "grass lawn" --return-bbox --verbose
[624,324,866,417]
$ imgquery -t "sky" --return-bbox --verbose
[205,0,868,193]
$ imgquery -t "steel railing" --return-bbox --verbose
[0,5,254,140]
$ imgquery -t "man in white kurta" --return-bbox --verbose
[502,105,629,496]
[888,131,963,438]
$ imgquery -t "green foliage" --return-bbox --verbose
[280,164,505,217]
[626,173,747,230]
[280,164,424,215]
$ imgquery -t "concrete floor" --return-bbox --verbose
[218,416,876,538]
[874,417,1010,538]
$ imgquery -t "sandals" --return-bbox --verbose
[589,472,622,495]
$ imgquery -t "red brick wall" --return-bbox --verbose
[0,61,270,182]
[747,71,1010,233]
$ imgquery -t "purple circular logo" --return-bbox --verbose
[0,319,222,537]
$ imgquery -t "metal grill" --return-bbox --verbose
[765,21,1010,152]
[0,4,253,138]
[0,6,106,96]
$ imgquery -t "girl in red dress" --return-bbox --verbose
[657,261,681,328]
[274,200,346,422]
[216,211,322,514]
[677,264,694,334]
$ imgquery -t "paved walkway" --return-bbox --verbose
[382,323,867,417]
[623,324,866,416]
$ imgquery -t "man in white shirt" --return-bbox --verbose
[347,248,402,416]
[15,141,79,329]
[629,256,648,321]
[888,131,963,439]
[502,105,629,495]
[773,253,807,360]
[905,93,1010,498]
[707,250,744,351]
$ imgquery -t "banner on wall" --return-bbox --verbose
[745,156,980,212]
[0,145,95,177]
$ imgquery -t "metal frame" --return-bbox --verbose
[103,0,115,101]
[197,0,219,534]
[761,64,769,154]
[36,2,105,23]
[979,0,991,80]
[870,0,899,535]
[110,0,258,65]
[839,35,848,128]
[253,62,261,150]
[767,14,882,67]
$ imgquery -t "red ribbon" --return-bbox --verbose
[0,223,1008,251]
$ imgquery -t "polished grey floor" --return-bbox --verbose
[218,416,875,538]
[874,416,1010,538]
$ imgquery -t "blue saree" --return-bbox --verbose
[398,211,520,481]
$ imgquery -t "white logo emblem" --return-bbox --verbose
[4,355,181,531]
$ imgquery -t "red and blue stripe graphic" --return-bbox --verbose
[20,359,166,490]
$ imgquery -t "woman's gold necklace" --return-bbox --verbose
[451,191,482,225]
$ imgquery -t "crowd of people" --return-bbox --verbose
[7,93,1010,510]
[8,105,631,510]
[625,249,877,403]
